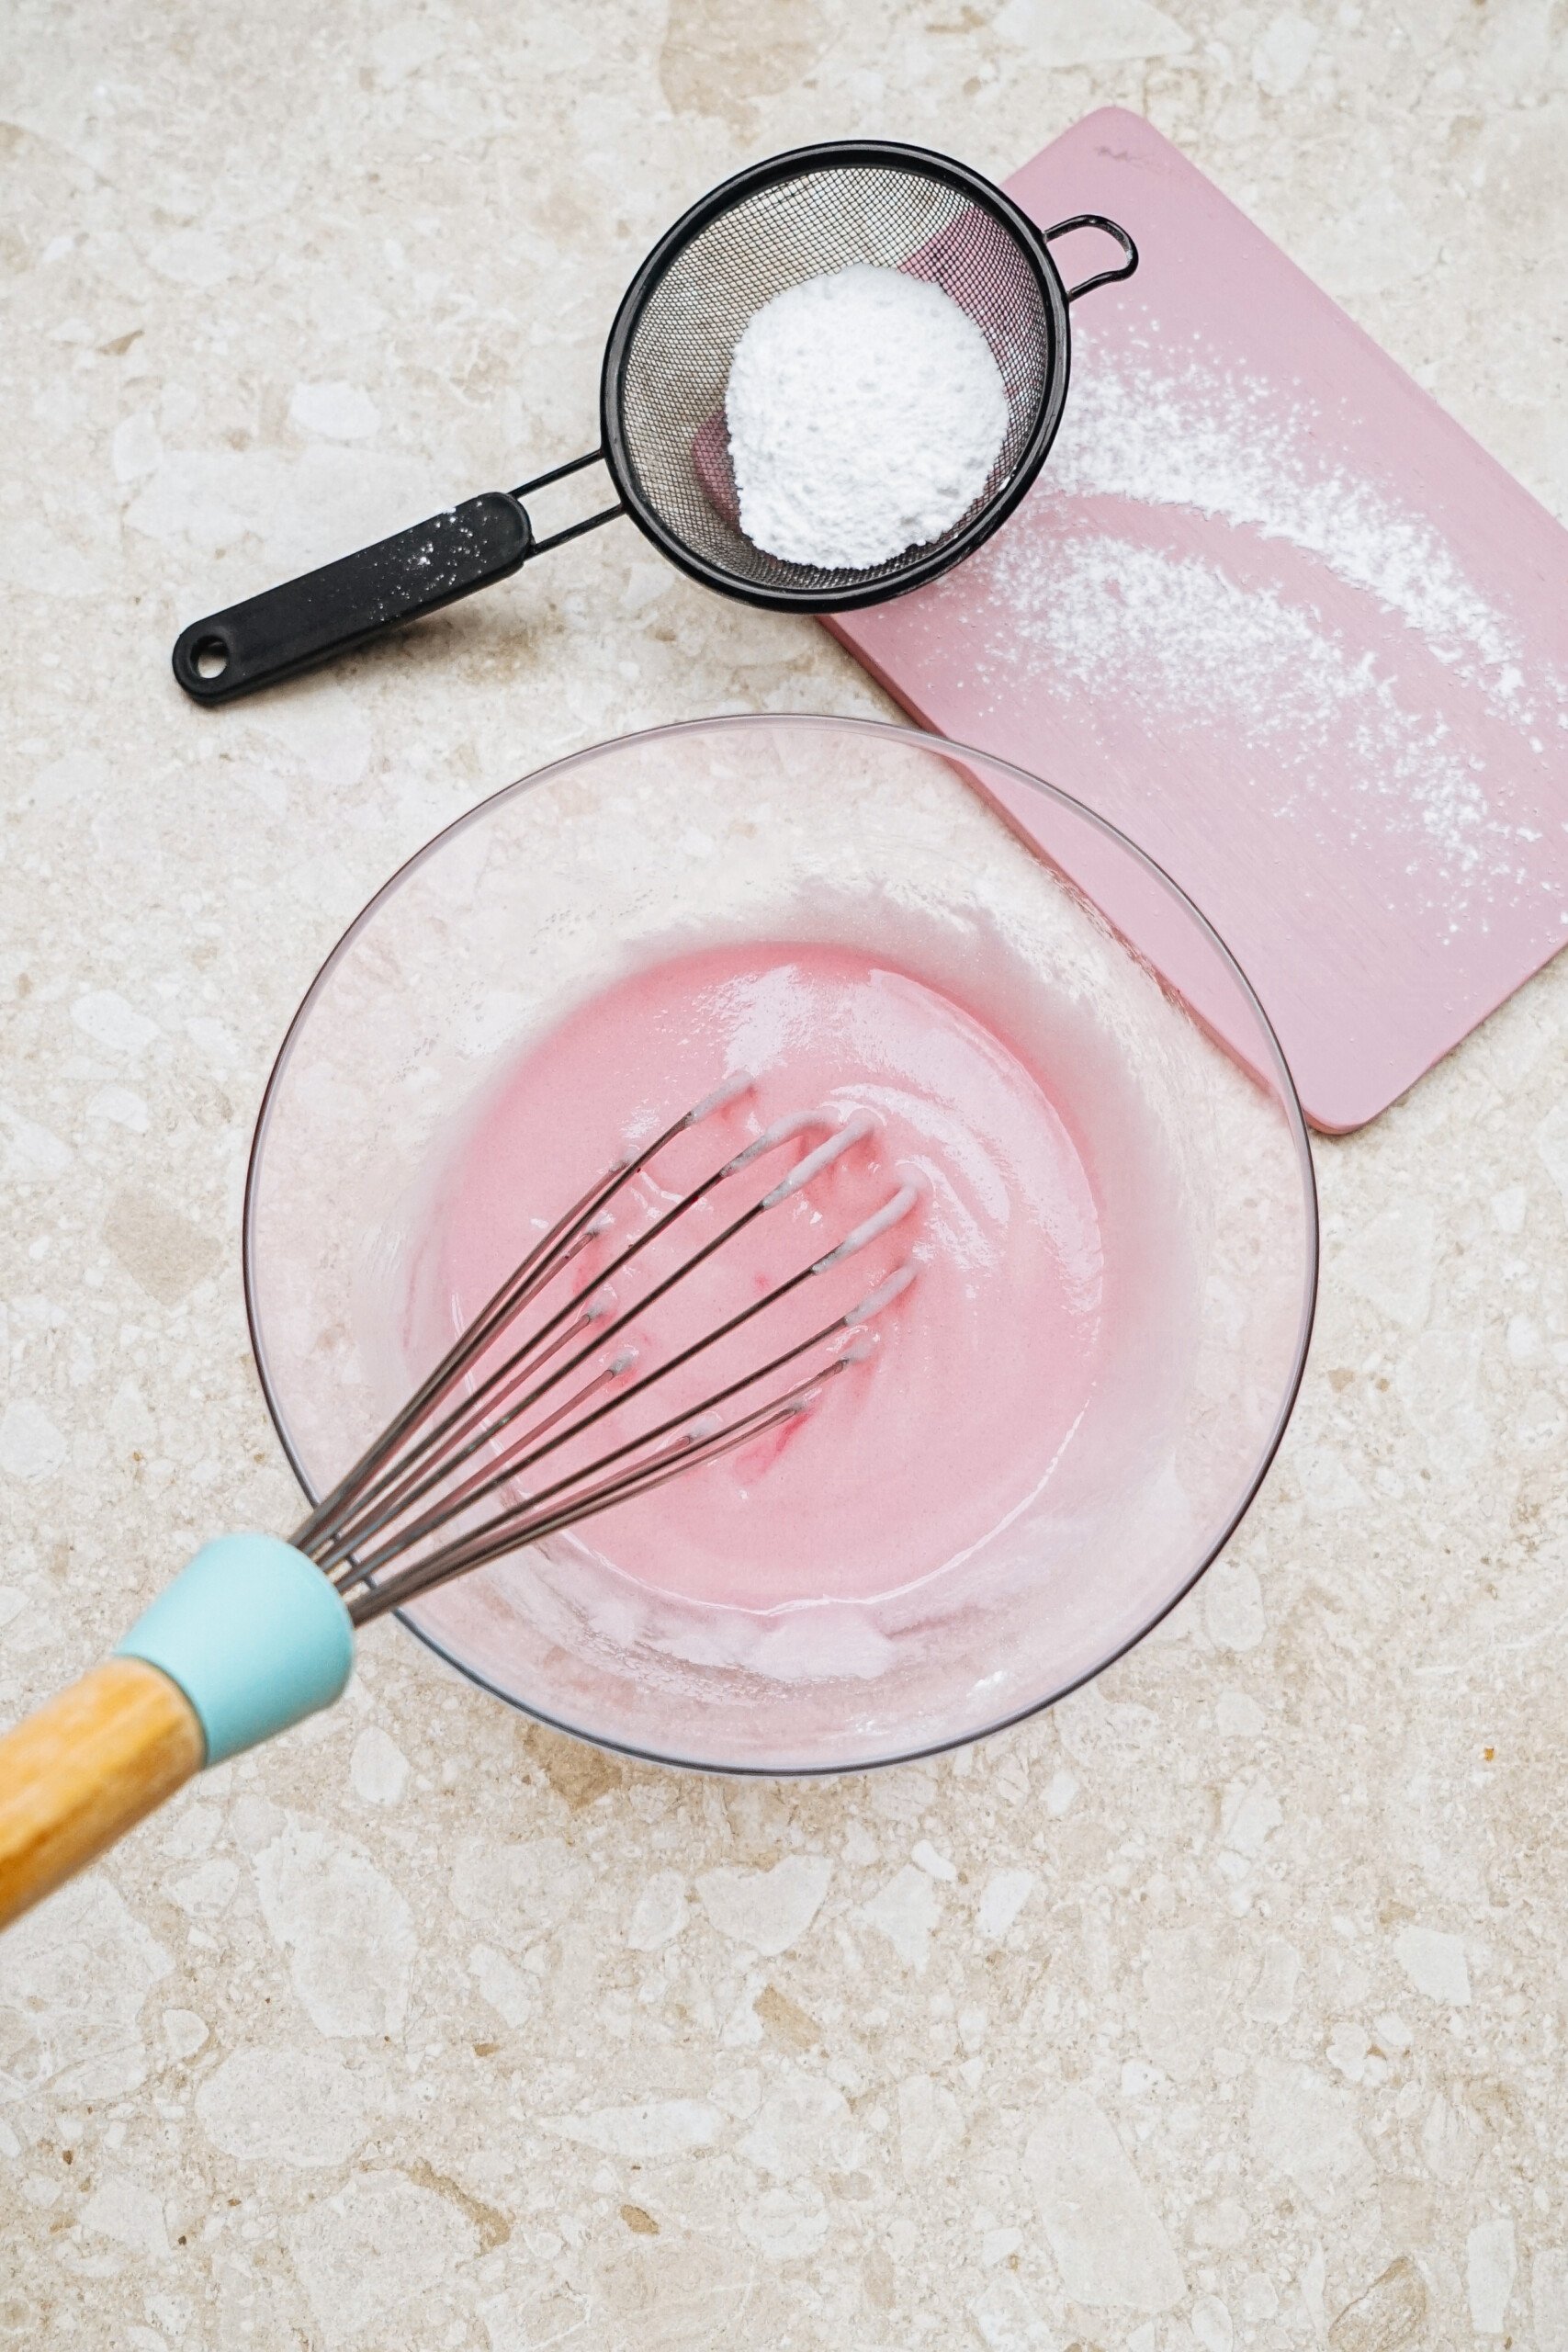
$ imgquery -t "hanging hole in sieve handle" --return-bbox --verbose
[1044,215,1139,304]
[171,451,623,706]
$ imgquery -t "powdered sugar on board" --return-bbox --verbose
[1049,340,1538,704]
[828,109,1568,1131]
[974,329,1562,910]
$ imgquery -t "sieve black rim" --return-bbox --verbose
[599,140,1071,614]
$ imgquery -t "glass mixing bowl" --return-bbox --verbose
[244,715,1316,1773]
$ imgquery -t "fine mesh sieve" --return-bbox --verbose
[173,140,1136,703]
[607,147,1076,605]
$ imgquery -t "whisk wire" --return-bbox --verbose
[346,1351,857,1624]
[326,1207,836,1578]
[316,1173,767,1567]
[303,1091,790,1562]
[315,1113,873,1568]
[291,1091,719,1553]
[336,1290,859,1600]
[296,1085,919,1628]
[324,1349,630,1580]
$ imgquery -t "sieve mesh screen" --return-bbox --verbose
[611,159,1055,600]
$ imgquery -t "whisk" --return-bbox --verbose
[0,1084,919,1931]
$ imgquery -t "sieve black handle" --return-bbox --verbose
[1044,215,1139,304]
[171,492,533,706]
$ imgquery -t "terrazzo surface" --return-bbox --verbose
[3,3,1568,2346]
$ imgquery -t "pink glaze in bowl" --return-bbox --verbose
[243,714,1316,1774]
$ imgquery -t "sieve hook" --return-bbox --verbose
[1044,215,1139,304]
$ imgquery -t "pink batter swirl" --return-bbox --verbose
[400,941,1104,1613]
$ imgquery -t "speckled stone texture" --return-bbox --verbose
[1,4,1566,2348]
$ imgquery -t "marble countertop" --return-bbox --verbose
[3,4,1567,2346]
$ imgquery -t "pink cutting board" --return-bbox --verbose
[828,108,1568,1132]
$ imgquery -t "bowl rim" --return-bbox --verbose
[243,711,1318,1777]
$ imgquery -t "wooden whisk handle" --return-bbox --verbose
[0,1660,204,1931]
[0,1535,355,1934]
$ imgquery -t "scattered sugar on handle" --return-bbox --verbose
[724,264,1009,571]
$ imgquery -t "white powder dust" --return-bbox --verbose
[1050,335,1541,721]
[942,325,1568,922]
[976,527,1519,910]
[724,264,1010,571]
